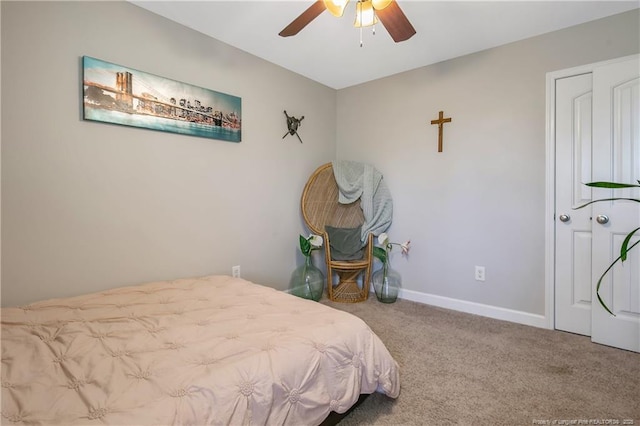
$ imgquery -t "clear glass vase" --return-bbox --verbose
[372,261,401,303]
[289,256,324,301]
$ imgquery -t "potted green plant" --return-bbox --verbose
[575,181,640,315]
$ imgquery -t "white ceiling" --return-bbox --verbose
[130,0,639,89]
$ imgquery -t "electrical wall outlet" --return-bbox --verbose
[475,266,486,282]
[232,265,241,278]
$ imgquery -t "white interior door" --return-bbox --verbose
[555,73,593,336]
[554,55,640,352]
[591,56,640,353]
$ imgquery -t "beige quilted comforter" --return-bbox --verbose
[1,275,400,425]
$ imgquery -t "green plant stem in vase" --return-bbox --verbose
[373,258,402,303]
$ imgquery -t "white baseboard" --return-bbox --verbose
[399,288,549,329]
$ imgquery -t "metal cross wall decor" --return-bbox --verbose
[283,110,304,143]
[430,110,452,152]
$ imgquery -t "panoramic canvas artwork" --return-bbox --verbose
[82,56,242,142]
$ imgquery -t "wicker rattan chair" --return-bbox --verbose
[301,163,374,303]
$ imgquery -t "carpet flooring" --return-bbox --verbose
[322,296,640,426]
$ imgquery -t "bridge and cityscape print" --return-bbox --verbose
[82,56,242,142]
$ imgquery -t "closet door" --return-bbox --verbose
[554,73,593,337]
[590,56,640,353]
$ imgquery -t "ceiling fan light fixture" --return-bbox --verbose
[371,0,393,10]
[354,0,378,28]
[324,0,349,17]
[278,0,415,43]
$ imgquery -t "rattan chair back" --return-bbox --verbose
[301,163,364,234]
[301,163,373,303]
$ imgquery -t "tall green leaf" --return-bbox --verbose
[373,246,387,264]
[620,227,640,262]
[586,181,640,189]
[575,198,640,210]
[299,234,311,257]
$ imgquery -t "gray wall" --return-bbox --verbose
[1,1,336,306]
[336,10,639,315]
[2,1,638,319]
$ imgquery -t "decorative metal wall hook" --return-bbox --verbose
[283,110,304,143]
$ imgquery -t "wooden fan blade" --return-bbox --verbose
[375,1,416,42]
[279,1,326,37]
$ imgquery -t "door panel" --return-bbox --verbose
[591,56,640,352]
[613,79,640,187]
[612,233,640,315]
[555,73,593,336]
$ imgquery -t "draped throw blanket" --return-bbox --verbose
[332,160,393,244]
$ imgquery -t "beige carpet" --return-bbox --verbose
[322,296,640,426]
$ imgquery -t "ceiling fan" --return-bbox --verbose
[279,0,416,43]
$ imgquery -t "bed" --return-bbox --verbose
[1,275,400,425]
